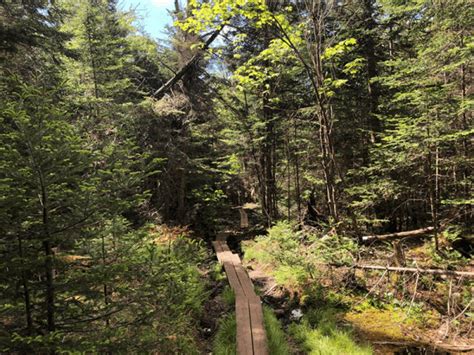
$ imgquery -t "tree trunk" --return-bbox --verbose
[153,28,222,97]
[363,0,381,145]
[39,170,55,333]
[43,239,55,332]
[350,264,474,278]
[362,226,435,242]
[427,133,439,251]
[101,235,110,327]
[18,236,33,334]
[293,119,302,221]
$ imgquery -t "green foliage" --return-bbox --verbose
[348,0,474,235]
[289,319,372,355]
[289,290,371,355]
[244,222,359,288]
[221,286,236,307]
[352,296,440,331]
[213,314,237,355]
[1,0,472,352]
[263,307,291,355]
[0,3,210,351]
[1,219,209,353]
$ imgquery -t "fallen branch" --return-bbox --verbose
[371,341,474,353]
[362,227,434,243]
[352,264,474,278]
[359,268,388,303]
[153,27,223,98]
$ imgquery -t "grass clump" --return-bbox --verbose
[213,307,290,355]
[289,319,372,355]
[290,286,372,355]
[263,306,291,355]
[213,314,237,355]
[289,305,371,355]
[221,286,235,306]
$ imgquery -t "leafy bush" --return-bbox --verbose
[243,221,359,289]
[1,222,209,353]
[429,226,470,268]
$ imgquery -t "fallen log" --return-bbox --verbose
[362,227,434,243]
[352,264,474,278]
[371,341,474,353]
[153,27,223,98]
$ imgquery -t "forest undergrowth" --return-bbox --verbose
[241,222,473,354]
[1,0,472,353]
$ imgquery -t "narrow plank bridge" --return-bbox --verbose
[212,234,268,355]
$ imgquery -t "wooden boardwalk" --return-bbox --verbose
[212,236,268,355]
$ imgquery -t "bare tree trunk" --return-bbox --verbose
[152,28,222,97]
[294,119,302,221]
[362,226,435,242]
[428,132,439,251]
[271,2,340,222]
[319,109,338,222]
[285,132,291,221]
[18,236,33,334]
[349,264,474,278]
[101,236,110,327]
[38,167,55,333]
[363,0,381,145]
[311,6,338,222]
[260,20,278,226]
[24,128,55,334]
[43,239,55,332]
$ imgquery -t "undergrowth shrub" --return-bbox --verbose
[243,221,358,289]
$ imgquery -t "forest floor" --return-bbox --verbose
[215,231,474,355]
[247,262,472,354]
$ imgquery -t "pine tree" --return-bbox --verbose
[351,0,472,244]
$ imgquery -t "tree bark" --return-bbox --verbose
[363,0,381,144]
[38,164,55,333]
[18,236,33,334]
[43,239,55,332]
[362,227,435,242]
[350,264,474,278]
[153,28,222,98]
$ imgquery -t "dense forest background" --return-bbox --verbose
[0,0,472,353]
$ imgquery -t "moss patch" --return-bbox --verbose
[344,301,440,343]
[345,306,408,341]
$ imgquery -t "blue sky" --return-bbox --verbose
[119,0,175,39]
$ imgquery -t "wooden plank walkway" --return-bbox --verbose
[212,236,268,355]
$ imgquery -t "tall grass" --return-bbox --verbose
[289,318,372,355]
[213,314,237,355]
[288,300,372,355]
[263,306,291,355]
[213,306,290,355]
